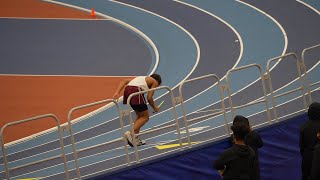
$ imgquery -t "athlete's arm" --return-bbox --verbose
[113,79,131,100]
[147,78,159,112]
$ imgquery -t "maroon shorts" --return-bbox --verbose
[123,86,148,112]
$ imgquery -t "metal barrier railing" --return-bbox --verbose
[226,64,272,124]
[267,53,307,121]
[178,74,229,147]
[4,45,320,178]
[301,44,320,105]
[126,86,182,162]
[0,114,69,180]
[67,99,128,180]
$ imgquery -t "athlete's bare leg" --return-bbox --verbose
[133,110,149,134]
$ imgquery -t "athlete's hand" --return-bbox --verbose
[113,93,120,101]
[153,106,160,113]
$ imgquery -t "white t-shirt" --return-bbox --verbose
[127,76,149,91]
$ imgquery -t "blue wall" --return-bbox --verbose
[92,114,306,180]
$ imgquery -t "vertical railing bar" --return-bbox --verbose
[226,64,271,124]
[0,114,70,180]
[54,115,70,180]
[118,106,131,166]
[226,67,236,120]
[267,53,308,121]
[301,50,312,104]
[259,66,272,124]
[169,87,183,151]
[301,44,320,105]
[178,85,192,147]
[295,53,308,112]
[267,53,293,121]
[127,86,182,162]
[0,134,10,180]
[68,99,126,179]
[179,74,229,147]
[127,105,139,162]
[266,69,278,122]
[218,79,230,135]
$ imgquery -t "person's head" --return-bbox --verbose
[308,102,320,121]
[231,121,250,142]
[233,115,251,131]
[151,74,162,86]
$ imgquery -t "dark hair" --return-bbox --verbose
[151,74,162,85]
[231,121,250,140]
[233,115,250,126]
[308,102,320,120]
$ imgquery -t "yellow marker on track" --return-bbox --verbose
[156,141,201,150]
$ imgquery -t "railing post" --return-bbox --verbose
[226,64,272,124]
[267,53,308,121]
[178,74,229,147]
[0,135,10,180]
[301,44,320,105]
[0,114,70,180]
[127,86,182,162]
[67,99,128,179]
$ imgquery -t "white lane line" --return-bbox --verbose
[176,0,243,70]
[0,0,300,172]
[5,0,315,177]
[5,0,241,156]
[6,57,316,159]
[175,0,287,106]
[10,87,318,178]
[8,0,288,150]
[1,0,316,177]
[2,0,291,157]
[0,17,110,20]
[5,0,200,148]
[5,0,160,147]
[174,0,243,101]
[110,0,201,90]
[37,95,312,180]
[296,0,320,15]
[234,0,288,74]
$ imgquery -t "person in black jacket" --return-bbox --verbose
[300,102,320,180]
[311,128,320,180]
[230,115,263,158]
[230,116,263,179]
[213,121,259,180]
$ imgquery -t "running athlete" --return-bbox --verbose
[113,74,162,146]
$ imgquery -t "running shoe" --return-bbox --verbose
[125,131,133,147]
[136,138,146,146]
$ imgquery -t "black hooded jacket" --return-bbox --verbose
[300,102,320,179]
[213,144,259,180]
[311,142,320,180]
[300,102,320,155]
[230,131,263,158]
